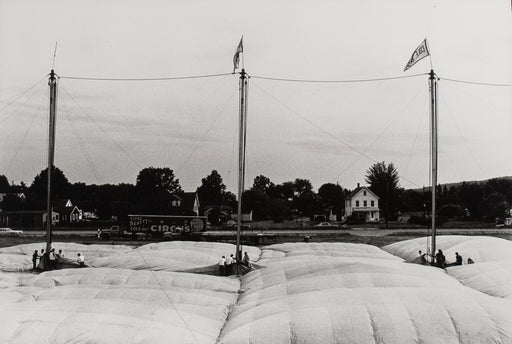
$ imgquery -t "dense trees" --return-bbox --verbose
[197,170,226,206]
[30,167,71,200]
[197,170,236,224]
[318,183,345,219]
[241,176,343,222]
[2,164,512,226]
[365,162,400,227]
[135,167,182,214]
[0,175,9,193]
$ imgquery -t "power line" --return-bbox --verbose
[250,73,426,83]
[59,72,234,81]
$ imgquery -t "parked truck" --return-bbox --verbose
[98,225,120,240]
[128,214,207,240]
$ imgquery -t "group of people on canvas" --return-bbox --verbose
[218,252,251,275]
[418,249,474,267]
[32,248,86,270]
[32,248,64,270]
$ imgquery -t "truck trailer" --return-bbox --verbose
[128,214,207,240]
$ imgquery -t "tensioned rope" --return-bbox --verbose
[0,76,47,114]
[437,80,488,180]
[331,83,428,188]
[132,246,203,344]
[5,91,47,175]
[58,72,233,81]
[249,73,427,83]
[251,80,423,188]
[440,77,512,87]
[55,71,512,87]
[60,92,102,184]
[59,85,143,170]
[176,86,238,175]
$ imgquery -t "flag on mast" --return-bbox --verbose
[233,36,243,73]
[403,39,430,71]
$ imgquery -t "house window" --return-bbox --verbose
[370,212,374,218]
[356,201,359,207]
[364,201,367,207]
[371,200,374,207]
[363,191,366,196]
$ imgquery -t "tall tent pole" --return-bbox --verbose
[46,69,57,261]
[429,69,438,263]
[236,68,248,262]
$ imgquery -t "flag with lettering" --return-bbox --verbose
[233,36,243,73]
[404,39,430,71]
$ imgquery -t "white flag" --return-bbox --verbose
[233,36,243,73]
[404,39,430,71]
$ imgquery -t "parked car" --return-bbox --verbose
[0,228,23,236]
[314,222,336,228]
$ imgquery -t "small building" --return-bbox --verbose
[203,205,233,224]
[0,210,59,228]
[0,193,26,203]
[344,183,380,222]
[54,199,82,223]
[170,192,200,216]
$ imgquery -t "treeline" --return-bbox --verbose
[400,178,512,222]
[0,167,347,224]
[1,163,511,225]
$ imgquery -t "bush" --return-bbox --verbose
[438,204,463,219]
[347,213,366,225]
[408,215,446,227]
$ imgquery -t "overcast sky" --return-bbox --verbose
[1,0,511,193]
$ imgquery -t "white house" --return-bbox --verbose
[344,183,380,222]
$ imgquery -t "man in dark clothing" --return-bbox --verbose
[32,250,38,270]
[455,252,463,266]
[435,249,446,268]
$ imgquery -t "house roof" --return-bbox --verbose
[348,186,380,200]
[171,192,198,211]
[53,199,75,214]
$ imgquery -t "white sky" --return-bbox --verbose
[1,0,511,192]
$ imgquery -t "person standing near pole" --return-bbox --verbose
[225,254,234,275]
[32,250,38,270]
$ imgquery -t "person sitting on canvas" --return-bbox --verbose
[77,253,85,267]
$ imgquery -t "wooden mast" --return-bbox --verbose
[235,68,248,262]
[45,69,57,268]
[429,69,438,262]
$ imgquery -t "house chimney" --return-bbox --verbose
[357,183,360,188]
